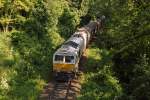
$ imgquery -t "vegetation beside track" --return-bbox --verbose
[0,0,150,99]
[78,45,122,100]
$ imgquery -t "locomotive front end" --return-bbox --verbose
[52,45,79,80]
[53,53,76,73]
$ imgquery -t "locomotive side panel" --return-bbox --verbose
[73,31,89,52]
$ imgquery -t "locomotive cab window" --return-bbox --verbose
[54,55,64,62]
[65,56,74,63]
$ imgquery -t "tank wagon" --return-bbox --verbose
[53,16,105,80]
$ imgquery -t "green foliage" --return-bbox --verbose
[78,47,122,100]
[88,0,150,99]
[80,70,122,100]
[8,79,45,100]
[78,0,150,99]
[58,8,80,38]
[0,0,149,99]
[0,0,86,99]
[0,0,35,32]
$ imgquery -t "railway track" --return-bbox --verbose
[39,77,81,100]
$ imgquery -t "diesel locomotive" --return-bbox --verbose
[53,16,105,79]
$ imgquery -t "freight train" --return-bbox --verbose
[53,16,105,80]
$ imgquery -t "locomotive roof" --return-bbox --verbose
[55,44,78,55]
[67,36,83,44]
[54,33,83,55]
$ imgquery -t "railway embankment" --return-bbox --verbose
[77,45,122,100]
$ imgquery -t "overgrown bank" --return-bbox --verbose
[78,46,122,100]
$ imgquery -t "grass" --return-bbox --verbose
[78,46,123,100]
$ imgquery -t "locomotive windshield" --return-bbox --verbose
[65,56,74,63]
[54,55,64,62]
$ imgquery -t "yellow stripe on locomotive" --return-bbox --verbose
[53,63,75,72]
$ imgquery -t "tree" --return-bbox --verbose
[0,0,34,32]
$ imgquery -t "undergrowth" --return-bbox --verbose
[78,45,123,100]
